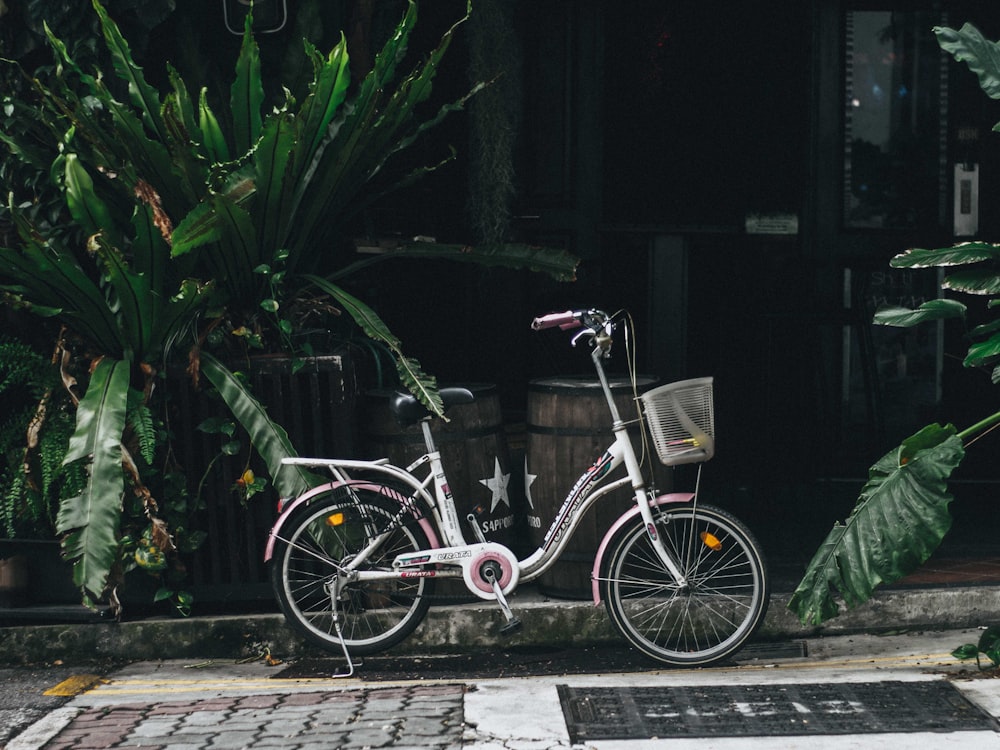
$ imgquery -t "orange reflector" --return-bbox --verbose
[326,512,345,527]
[700,531,722,551]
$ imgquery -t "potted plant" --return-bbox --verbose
[0,0,577,614]
[789,22,1000,627]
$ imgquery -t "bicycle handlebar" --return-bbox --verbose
[530,310,583,331]
[531,308,611,330]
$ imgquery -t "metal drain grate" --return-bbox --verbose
[558,681,999,740]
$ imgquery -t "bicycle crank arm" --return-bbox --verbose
[393,542,521,601]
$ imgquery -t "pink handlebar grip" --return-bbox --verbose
[531,311,581,331]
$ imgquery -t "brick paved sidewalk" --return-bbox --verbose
[40,684,467,750]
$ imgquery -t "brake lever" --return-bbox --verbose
[570,328,594,348]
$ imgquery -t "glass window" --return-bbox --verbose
[843,10,948,229]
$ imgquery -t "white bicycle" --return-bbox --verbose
[266,308,769,670]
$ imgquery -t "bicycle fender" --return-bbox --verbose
[589,493,694,604]
[264,481,441,562]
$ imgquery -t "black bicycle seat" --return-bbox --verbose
[389,387,474,426]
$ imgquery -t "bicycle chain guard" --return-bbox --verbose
[464,545,520,598]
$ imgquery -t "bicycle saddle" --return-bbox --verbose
[389,387,474,426]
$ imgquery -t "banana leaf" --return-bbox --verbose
[57,357,129,600]
[935,24,1000,101]
[301,274,443,417]
[198,352,317,498]
[788,424,965,626]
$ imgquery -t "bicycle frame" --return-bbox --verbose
[266,337,692,601]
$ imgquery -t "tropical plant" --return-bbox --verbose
[953,626,1000,671]
[0,0,577,612]
[789,22,1000,626]
[0,334,76,539]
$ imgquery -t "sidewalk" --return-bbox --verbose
[7,628,1000,749]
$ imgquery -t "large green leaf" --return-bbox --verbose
[935,24,1000,100]
[198,88,231,164]
[890,242,1000,268]
[63,154,121,248]
[198,352,316,498]
[254,108,296,257]
[873,299,967,327]
[964,332,1000,370]
[294,36,351,180]
[943,269,1000,295]
[170,175,255,257]
[209,192,260,299]
[291,0,467,256]
[301,274,444,417]
[230,11,264,156]
[92,0,168,144]
[0,224,125,355]
[788,424,965,626]
[91,233,152,359]
[57,357,129,600]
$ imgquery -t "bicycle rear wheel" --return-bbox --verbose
[269,484,434,655]
[600,503,769,666]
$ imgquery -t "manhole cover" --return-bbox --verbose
[558,681,999,740]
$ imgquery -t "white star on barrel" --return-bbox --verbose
[524,457,537,510]
[478,457,511,512]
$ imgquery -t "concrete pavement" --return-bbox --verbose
[5,577,1000,747]
[6,628,1000,749]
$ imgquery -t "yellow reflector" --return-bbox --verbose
[700,531,722,552]
[326,512,345,527]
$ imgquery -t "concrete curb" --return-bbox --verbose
[3,585,999,665]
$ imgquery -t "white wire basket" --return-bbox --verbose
[640,377,715,466]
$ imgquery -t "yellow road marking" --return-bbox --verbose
[44,674,107,696]
[60,652,964,698]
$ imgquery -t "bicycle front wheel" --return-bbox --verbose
[600,503,769,666]
[269,484,434,655]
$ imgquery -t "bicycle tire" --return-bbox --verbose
[600,503,769,666]
[269,483,434,655]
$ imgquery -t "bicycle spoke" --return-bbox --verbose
[602,504,768,666]
[271,485,434,656]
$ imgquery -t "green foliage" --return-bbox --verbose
[198,352,316,499]
[953,626,1000,671]
[789,424,965,625]
[792,22,1000,626]
[0,0,578,609]
[0,336,66,538]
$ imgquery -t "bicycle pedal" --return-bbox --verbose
[499,617,523,636]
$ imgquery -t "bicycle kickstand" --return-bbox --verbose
[467,513,523,636]
[325,579,356,678]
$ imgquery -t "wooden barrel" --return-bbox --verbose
[363,384,521,552]
[526,376,660,599]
